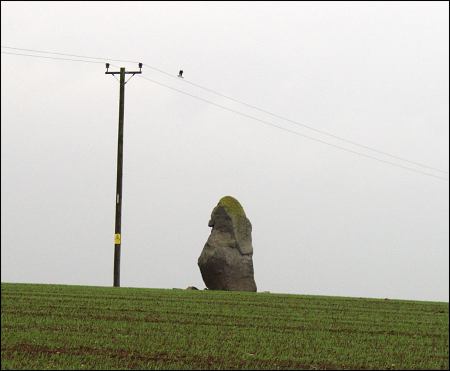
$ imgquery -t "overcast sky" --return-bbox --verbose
[1,1,448,301]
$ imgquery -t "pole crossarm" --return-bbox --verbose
[105,62,142,76]
[105,71,142,75]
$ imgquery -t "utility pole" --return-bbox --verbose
[105,62,142,287]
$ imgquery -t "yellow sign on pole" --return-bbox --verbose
[114,233,121,244]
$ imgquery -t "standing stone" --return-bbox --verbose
[198,196,257,292]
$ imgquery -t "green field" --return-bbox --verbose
[1,283,448,370]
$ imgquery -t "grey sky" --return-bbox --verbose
[1,1,448,301]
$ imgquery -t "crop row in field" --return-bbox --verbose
[1,283,448,369]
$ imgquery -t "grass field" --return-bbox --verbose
[1,283,448,370]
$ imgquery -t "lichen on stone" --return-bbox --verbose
[218,196,246,218]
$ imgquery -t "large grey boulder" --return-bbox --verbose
[198,196,257,292]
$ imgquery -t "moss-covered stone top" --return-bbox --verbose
[218,196,246,217]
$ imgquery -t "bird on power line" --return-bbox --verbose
[178,69,183,78]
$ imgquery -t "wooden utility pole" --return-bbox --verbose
[105,62,142,287]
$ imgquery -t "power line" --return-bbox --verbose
[137,75,448,182]
[1,46,139,65]
[161,68,449,175]
[2,46,448,181]
[1,51,107,64]
[3,45,447,175]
